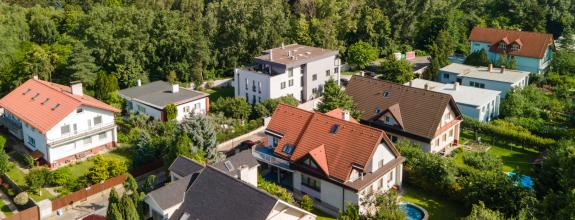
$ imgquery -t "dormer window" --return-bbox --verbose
[498,42,507,50]
[282,144,294,155]
[375,107,381,114]
[511,43,520,51]
[303,157,319,169]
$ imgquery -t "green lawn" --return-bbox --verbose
[64,148,132,179]
[341,70,360,76]
[401,186,467,220]
[6,162,26,186]
[29,188,53,201]
[0,198,13,217]
[460,129,538,175]
[312,208,336,220]
[206,86,234,101]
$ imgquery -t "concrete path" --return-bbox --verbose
[45,186,125,220]
[0,188,19,217]
[216,126,266,153]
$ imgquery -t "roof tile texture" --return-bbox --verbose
[469,27,554,59]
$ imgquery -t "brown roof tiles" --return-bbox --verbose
[469,27,554,59]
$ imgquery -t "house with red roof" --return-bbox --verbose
[253,104,405,215]
[0,76,120,168]
[469,27,555,74]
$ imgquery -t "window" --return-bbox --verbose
[258,97,262,102]
[281,82,286,89]
[326,70,330,76]
[245,93,249,102]
[87,119,92,128]
[375,107,381,113]
[312,74,317,81]
[449,129,454,137]
[498,42,507,50]
[377,178,383,189]
[301,76,304,87]
[99,132,107,141]
[288,68,294,77]
[61,125,70,135]
[330,124,340,134]
[252,80,256,92]
[282,144,294,154]
[385,116,391,123]
[184,106,190,112]
[194,103,201,110]
[435,139,439,147]
[94,116,102,126]
[137,105,146,113]
[302,175,321,192]
[334,67,339,74]
[27,136,36,147]
[258,82,262,93]
[388,170,394,183]
[83,136,92,145]
[312,88,318,95]
[252,95,256,104]
[378,159,384,168]
[76,108,83,113]
[443,73,450,79]
[300,64,305,74]
[289,79,294,87]
[391,135,398,143]
[271,137,279,147]
[512,44,520,51]
[383,91,390,97]
[245,78,248,90]
[303,157,319,169]
[470,81,485,88]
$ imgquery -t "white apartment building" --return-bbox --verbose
[0,77,120,168]
[234,44,341,104]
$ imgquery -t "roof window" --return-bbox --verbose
[224,160,234,172]
[383,91,390,97]
[330,124,340,134]
[51,103,60,111]
[282,144,294,155]
[41,98,49,105]
[22,88,31,95]
[31,93,39,100]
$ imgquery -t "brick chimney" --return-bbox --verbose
[71,81,83,96]
[33,75,39,80]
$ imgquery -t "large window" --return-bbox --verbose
[303,157,319,169]
[94,116,102,126]
[289,79,294,87]
[137,105,146,113]
[312,74,317,81]
[99,132,107,141]
[302,175,321,192]
[288,68,294,77]
[325,70,330,76]
[27,136,36,147]
[83,136,92,145]
[61,125,70,135]
[281,82,286,89]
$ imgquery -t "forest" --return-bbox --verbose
[1,0,574,95]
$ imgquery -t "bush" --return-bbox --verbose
[164,103,177,121]
[462,152,503,171]
[14,192,29,206]
[87,155,127,184]
[300,195,314,211]
[48,167,73,186]
[258,175,294,204]
[211,97,252,120]
[26,167,49,192]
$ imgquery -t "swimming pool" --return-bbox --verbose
[507,172,534,189]
[400,202,428,220]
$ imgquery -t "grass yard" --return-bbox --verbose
[312,208,336,220]
[401,186,467,220]
[6,162,26,186]
[460,129,538,176]
[0,198,12,217]
[206,86,234,101]
[29,188,53,201]
[65,148,133,179]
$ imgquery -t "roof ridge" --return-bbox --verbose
[351,75,453,99]
[203,166,281,203]
[34,79,82,105]
[315,111,383,134]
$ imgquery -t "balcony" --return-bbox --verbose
[48,123,116,147]
[252,145,291,170]
[0,115,23,139]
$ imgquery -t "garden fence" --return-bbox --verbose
[4,206,39,220]
[51,175,127,211]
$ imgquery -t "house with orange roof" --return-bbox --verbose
[468,27,555,73]
[0,76,120,168]
[253,104,405,215]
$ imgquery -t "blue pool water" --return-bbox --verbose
[400,203,424,220]
[507,172,534,189]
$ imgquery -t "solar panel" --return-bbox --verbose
[224,160,234,171]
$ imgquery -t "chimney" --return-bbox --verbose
[342,110,350,121]
[488,63,493,72]
[269,49,273,61]
[360,71,365,77]
[281,42,285,49]
[424,83,429,90]
[71,81,83,96]
[500,66,505,73]
[171,84,179,93]
[409,81,413,87]
[137,79,142,87]
[288,50,292,57]
[454,82,460,91]
[33,75,39,80]
[238,165,255,186]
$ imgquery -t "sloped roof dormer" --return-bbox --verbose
[308,144,329,176]
[378,103,404,128]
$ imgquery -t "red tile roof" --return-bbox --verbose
[325,108,359,124]
[469,27,554,59]
[267,104,399,182]
[0,79,120,133]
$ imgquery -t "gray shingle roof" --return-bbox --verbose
[118,81,208,109]
[168,156,204,177]
[147,174,195,210]
[213,150,259,177]
[169,167,278,220]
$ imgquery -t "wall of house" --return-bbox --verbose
[456,94,499,122]
[357,165,402,214]
[46,106,115,141]
[48,130,113,164]
[175,97,208,121]
[386,131,432,152]
[365,143,396,173]
[234,69,273,104]
[301,56,340,102]
[268,66,304,101]
[239,166,259,187]
[438,71,460,83]
[461,77,527,98]
[429,105,459,152]
[144,196,181,220]
[22,121,48,158]
[470,41,549,74]
[127,100,163,120]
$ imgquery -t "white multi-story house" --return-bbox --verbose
[234,44,341,104]
[346,76,463,153]
[406,79,501,122]
[253,104,405,216]
[0,77,120,168]
[119,80,209,121]
[439,63,530,98]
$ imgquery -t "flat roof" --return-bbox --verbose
[255,44,338,67]
[440,63,530,84]
[118,81,208,109]
[407,79,501,107]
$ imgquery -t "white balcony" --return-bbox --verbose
[48,123,116,147]
[252,145,291,170]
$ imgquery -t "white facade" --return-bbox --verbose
[234,55,340,104]
[125,97,208,121]
[18,105,116,167]
[461,76,527,98]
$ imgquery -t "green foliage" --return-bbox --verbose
[316,79,360,119]
[120,194,139,220]
[300,195,314,212]
[373,191,406,220]
[0,136,8,176]
[48,167,72,186]
[253,96,299,118]
[25,167,49,193]
[67,43,99,86]
[124,174,138,195]
[211,97,252,120]
[164,103,177,121]
[87,155,127,183]
[464,49,490,66]
[142,175,156,193]
[462,152,503,172]
[180,114,219,161]
[94,72,120,103]
[423,29,452,80]
[210,113,263,143]
[257,175,295,204]
[106,203,124,220]
[551,50,575,75]
[536,139,575,197]
[347,41,378,69]
[378,54,414,84]
[337,203,361,220]
[13,192,29,206]
[463,202,505,220]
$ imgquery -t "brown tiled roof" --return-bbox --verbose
[309,144,330,176]
[255,44,338,67]
[267,104,400,183]
[345,76,461,141]
[469,27,554,59]
[325,108,359,124]
[0,79,120,133]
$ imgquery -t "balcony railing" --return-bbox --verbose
[48,123,116,147]
[252,145,291,170]
[0,116,23,139]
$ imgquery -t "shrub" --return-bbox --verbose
[48,167,73,186]
[462,152,503,171]
[164,103,177,121]
[14,192,29,206]
[26,167,49,192]
[211,97,252,120]
[87,155,127,184]
[258,175,294,204]
[300,195,314,211]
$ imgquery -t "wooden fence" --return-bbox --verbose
[51,175,127,211]
[129,159,164,177]
[4,206,39,220]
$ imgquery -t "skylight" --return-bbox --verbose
[330,124,340,134]
[224,160,234,172]
[41,98,49,105]
[22,88,31,95]
[51,103,60,111]
[282,144,294,155]
[383,91,390,97]
[31,93,40,100]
